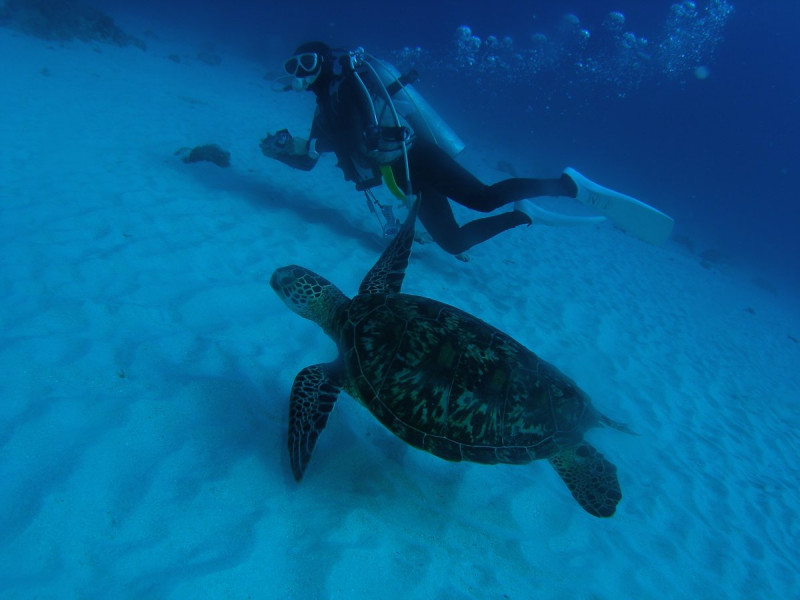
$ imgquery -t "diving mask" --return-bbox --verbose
[284,52,322,91]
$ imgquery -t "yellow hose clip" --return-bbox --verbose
[379,164,411,207]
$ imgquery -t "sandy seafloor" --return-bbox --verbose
[1,23,799,600]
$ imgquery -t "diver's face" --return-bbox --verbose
[285,52,322,91]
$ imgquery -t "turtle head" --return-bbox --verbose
[271,265,348,334]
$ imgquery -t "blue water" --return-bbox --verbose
[97,0,800,291]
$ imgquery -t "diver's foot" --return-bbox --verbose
[563,167,627,212]
[513,202,534,226]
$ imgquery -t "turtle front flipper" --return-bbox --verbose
[358,199,420,296]
[288,362,344,481]
[548,442,622,517]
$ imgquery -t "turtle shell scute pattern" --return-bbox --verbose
[337,293,594,465]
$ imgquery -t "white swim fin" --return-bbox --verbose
[564,167,674,245]
[515,201,607,227]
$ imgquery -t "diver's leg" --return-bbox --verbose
[476,174,577,209]
[409,142,575,212]
[418,191,531,255]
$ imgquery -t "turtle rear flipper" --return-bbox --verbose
[548,442,621,517]
[288,362,344,481]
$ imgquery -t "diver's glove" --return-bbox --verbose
[260,129,318,170]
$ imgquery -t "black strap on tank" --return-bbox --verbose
[385,69,419,96]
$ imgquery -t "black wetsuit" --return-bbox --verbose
[295,68,576,255]
[397,140,574,254]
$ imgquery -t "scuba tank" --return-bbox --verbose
[343,48,466,236]
[365,56,465,158]
[345,48,465,159]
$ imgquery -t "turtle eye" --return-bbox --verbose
[270,266,338,323]
[270,267,295,294]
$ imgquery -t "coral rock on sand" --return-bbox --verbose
[176,144,232,168]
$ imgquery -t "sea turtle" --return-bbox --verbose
[270,201,633,517]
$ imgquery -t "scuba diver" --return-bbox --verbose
[260,41,673,254]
